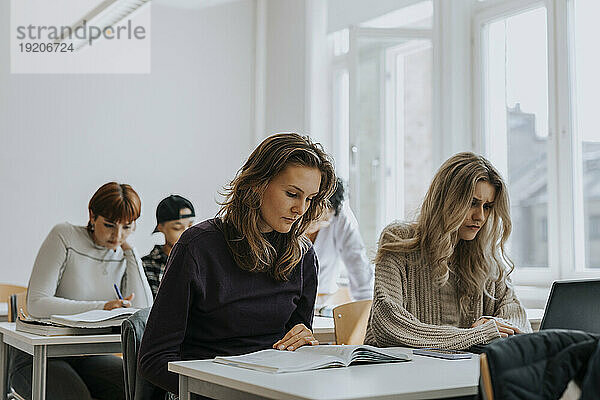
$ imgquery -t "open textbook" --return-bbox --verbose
[15,317,113,336]
[50,307,138,328]
[213,345,411,373]
[16,308,138,335]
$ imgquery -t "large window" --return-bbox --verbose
[572,0,600,269]
[327,0,600,288]
[481,6,550,270]
[329,1,435,252]
[474,0,600,283]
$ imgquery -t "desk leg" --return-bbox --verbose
[179,375,190,400]
[32,345,46,400]
[0,333,7,400]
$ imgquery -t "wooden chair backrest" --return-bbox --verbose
[0,284,26,302]
[479,353,494,400]
[332,299,373,345]
[1,284,26,322]
[9,292,27,322]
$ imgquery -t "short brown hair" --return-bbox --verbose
[88,182,141,224]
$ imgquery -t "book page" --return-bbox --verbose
[349,346,411,363]
[296,345,359,364]
[50,308,139,327]
[297,345,411,364]
[16,318,112,336]
[51,308,138,323]
[214,349,343,373]
[214,345,411,373]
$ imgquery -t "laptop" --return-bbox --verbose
[539,279,600,334]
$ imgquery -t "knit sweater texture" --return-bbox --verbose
[364,222,532,350]
[27,222,153,318]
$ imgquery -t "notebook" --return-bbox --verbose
[540,279,600,334]
[50,308,138,328]
[16,317,112,336]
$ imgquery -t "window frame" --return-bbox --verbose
[472,0,600,285]
[329,14,437,247]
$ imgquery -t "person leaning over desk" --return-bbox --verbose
[138,133,336,398]
[9,182,153,400]
[306,177,373,305]
[365,152,532,351]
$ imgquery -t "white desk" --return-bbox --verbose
[169,348,479,400]
[526,308,544,332]
[0,322,121,400]
[0,304,7,323]
[312,316,334,344]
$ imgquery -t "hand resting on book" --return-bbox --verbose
[273,323,318,351]
[471,317,522,337]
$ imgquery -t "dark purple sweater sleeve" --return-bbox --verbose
[138,242,199,393]
[138,224,319,395]
[286,248,318,331]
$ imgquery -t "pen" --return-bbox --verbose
[113,283,124,300]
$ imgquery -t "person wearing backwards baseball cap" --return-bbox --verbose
[142,195,195,298]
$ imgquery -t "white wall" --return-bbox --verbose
[0,1,256,285]
[261,0,331,152]
[435,0,473,163]
[263,0,307,138]
[306,0,331,151]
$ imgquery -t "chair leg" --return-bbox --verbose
[8,387,27,400]
[479,354,494,400]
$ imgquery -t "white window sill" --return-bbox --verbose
[514,285,551,309]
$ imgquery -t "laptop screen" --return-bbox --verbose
[540,279,600,334]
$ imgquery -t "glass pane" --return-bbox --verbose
[485,7,549,268]
[354,37,433,252]
[572,0,600,268]
[332,69,350,181]
[359,1,433,29]
[390,42,433,220]
[355,48,382,251]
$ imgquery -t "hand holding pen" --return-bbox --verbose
[103,284,135,310]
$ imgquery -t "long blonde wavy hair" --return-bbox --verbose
[217,133,336,281]
[377,152,513,315]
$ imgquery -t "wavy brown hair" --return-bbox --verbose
[376,152,513,315]
[218,133,336,280]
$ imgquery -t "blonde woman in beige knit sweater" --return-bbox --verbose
[365,152,532,350]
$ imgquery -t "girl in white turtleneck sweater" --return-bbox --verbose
[10,182,152,400]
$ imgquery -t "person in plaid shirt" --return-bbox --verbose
[142,195,195,298]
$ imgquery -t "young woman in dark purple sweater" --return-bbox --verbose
[139,133,336,396]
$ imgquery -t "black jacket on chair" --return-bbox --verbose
[580,339,600,400]
[483,329,600,399]
[121,307,166,400]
